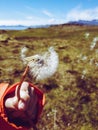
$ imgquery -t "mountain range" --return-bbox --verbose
[0,19,98,30]
[68,19,98,26]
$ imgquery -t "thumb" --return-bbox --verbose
[5,96,18,109]
[5,85,20,109]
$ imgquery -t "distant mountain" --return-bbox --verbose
[0,25,28,30]
[68,20,98,26]
[0,24,50,30]
[0,20,98,30]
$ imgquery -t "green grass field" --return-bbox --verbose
[0,24,98,130]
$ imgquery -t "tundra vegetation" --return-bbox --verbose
[0,24,98,130]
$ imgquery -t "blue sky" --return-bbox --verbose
[0,0,98,26]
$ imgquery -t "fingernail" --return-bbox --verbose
[18,102,25,110]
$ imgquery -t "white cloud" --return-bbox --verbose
[25,6,37,12]
[42,10,53,17]
[48,18,55,23]
[1,6,98,26]
[0,18,58,26]
[26,16,34,20]
[0,9,59,26]
[0,17,67,26]
[66,6,98,21]
[0,19,42,26]
[0,20,31,26]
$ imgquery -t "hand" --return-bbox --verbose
[5,82,38,125]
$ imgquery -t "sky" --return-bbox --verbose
[0,0,98,26]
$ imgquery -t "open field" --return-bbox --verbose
[0,24,98,130]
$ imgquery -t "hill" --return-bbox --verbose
[0,19,98,30]
[0,25,98,130]
[68,19,98,26]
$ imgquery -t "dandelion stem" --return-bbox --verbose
[17,65,29,101]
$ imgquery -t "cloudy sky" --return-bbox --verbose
[0,0,98,26]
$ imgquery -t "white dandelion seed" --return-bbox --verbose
[95,62,98,66]
[81,56,87,61]
[81,69,87,79]
[78,54,87,61]
[93,37,98,42]
[90,41,96,50]
[21,47,59,81]
[85,32,90,38]
[21,46,28,60]
[90,37,98,50]
[89,58,94,65]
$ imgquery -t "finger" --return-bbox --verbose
[18,100,26,110]
[15,82,29,99]
[17,82,30,110]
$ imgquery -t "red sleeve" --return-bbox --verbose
[0,82,45,130]
[0,83,29,130]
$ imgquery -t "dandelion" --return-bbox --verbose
[93,37,98,42]
[21,46,59,81]
[21,46,28,60]
[17,46,59,104]
[77,54,87,61]
[90,41,96,50]
[90,37,98,50]
[81,69,87,79]
[89,58,94,65]
[85,32,90,38]
[81,56,87,61]
[95,62,98,66]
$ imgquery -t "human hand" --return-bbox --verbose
[5,82,38,124]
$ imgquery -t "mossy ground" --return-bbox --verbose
[0,25,98,130]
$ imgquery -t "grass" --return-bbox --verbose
[0,24,98,130]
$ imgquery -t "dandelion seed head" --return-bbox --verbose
[90,37,98,50]
[85,32,90,38]
[90,42,96,50]
[81,56,87,61]
[21,47,59,81]
[93,37,98,42]
[89,58,94,65]
[82,70,87,75]
[95,62,98,66]
[81,69,87,79]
